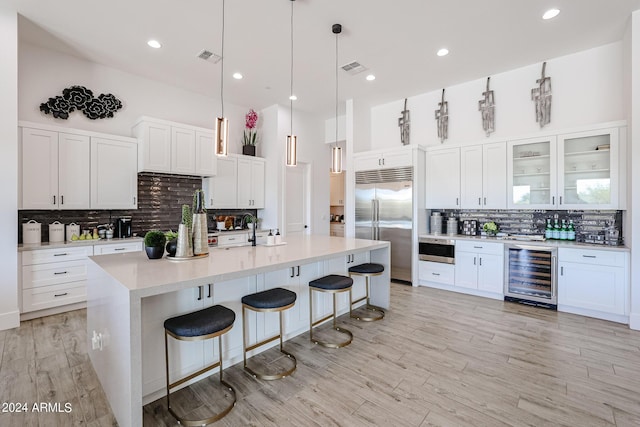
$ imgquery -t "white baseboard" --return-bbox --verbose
[629,313,640,330]
[0,309,20,331]
[20,302,87,321]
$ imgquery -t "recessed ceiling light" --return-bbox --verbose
[289,95,297,101]
[232,72,243,79]
[542,8,560,20]
[147,40,162,49]
[366,74,376,81]
[437,48,449,57]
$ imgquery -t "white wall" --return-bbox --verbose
[0,5,19,331]
[630,11,640,330]
[19,43,249,152]
[370,42,625,150]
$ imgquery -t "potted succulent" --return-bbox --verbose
[483,221,498,236]
[144,230,167,259]
[242,109,258,156]
[245,216,259,230]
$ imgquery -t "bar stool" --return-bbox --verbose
[242,287,297,380]
[348,263,385,321]
[309,274,354,348]
[164,305,236,426]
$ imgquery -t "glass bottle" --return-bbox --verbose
[559,219,568,240]
[568,220,576,241]
[552,218,560,240]
[545,219,553,240]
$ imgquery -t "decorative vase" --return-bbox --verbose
[166,239,177,257]
[175,224,193,257]
[192,213,209,255]
[242,145,256,156]
[145,246,164,259]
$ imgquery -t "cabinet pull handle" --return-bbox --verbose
[54,271,68,275]
[133,196,136,205]
[478,197,481,206]
[552,196,555,205]
[61,195,64,205]
[456,197,459,206]
[197,286,203,301]
[479,257,482,266]
[54,293,68,297]
[296,266,300,277]
[582,255,596,258]
[290,267,295,278]
[211,198,214,206]
[114,248,126,251]
[207,284,212,298]
[432,272,440,276]
[561,266,564,276]
[53,195,56,205]
[484,197,487,205]
[53,253,68,257]
[559,196,563,205]
[473,246,483,249]
[473,257,476,266]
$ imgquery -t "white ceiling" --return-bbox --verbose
[13,0,640,118]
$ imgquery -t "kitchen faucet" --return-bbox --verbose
[240,213,257,246]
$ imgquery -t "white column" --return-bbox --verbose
[630,10,640,330]
[0,4,19,331]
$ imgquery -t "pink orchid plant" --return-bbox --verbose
[242,109,258,146]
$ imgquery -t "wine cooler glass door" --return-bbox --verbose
[505,245,557,305]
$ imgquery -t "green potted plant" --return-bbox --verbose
[242,109,258,156]
[483,221,498,236]
[144,230,167,259]
[245,216,259,230]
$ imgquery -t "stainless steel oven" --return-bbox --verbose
[504,243,557,308]
[418,237,455,264]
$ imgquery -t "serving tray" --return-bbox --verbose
[166,253,210,261]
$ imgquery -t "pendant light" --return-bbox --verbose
[286,0,297,166]
[331,24,342,174]
[215,0,229,156]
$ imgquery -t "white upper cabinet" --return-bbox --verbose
[21,128,90,210]
[353,147,412,171]
[91,137,138,209]
[237,156,265,209]
[507,136,557,209]
[460,145,483,209]
[204,156,237,209]
[426,147,460,209]
[203,154,265,210]
[557,128,619,209]
[482,142,507,209]
[330,171,345,206]
[133,117,216,177]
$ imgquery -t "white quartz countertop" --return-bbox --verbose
[18,237,144,252]
[88,235,389,297]
[419,234,629,252]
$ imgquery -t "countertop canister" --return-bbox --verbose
[66,223,80,241]
[430,212,442,235]
[23,220,42,244]
[49,221,65,243]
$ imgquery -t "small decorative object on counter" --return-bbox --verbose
[482,221,498,236]
[144,231,167,260]
[66,223,80,242]
[23,220,42,244]
[545,218,553,240]
[559,220,568,240]
[175,205,193,258]
[49,221,65,243]
[267,230,275,246]
[462,220,478,236]
[165,230,179,257]
[430,212,442,235]
[552,217,560,240]
[446,215,458,236]
[275,229,282,245]
[192,189,208,255]
[567,220,576,241]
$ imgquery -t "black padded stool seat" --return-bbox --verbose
[164,304,237,426]
[242,288,296,309]
[309,274,353,290]
[242,287,297,380]
[164,305,235,338]
[309,274,353,348]
[348,263,385,322]
[348,263,384,274]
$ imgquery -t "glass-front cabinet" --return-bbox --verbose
[557,128,618,209]
[507,136,557,209]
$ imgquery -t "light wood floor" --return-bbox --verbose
[2,284,640,426]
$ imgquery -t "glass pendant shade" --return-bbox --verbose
[215,117,229,156]
[286,135,297,166]
[331,145,342,173]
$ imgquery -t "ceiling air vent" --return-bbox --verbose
[197,49,222,64]
[341,61,367,75]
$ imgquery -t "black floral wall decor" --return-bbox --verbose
[39,85,123,120]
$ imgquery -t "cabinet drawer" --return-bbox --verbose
[22,281,86,313]
[559,248,626,267]
[418,261,455,285]
[22,259,87,289]
[218,234,248,246]
[456,240,503,255]
[94,242,142,255]
[22,245,93,265]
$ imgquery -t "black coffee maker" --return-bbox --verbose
[114,216,132,238]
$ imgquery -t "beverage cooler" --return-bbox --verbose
[504,244,557,309]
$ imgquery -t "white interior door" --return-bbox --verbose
[285,163,309,236]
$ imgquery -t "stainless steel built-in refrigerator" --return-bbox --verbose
[355,167,413,283]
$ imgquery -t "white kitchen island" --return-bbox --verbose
[86,235,390,427]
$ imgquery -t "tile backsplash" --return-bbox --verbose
[435,209,623,243]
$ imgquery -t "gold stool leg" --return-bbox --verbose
[309,287,353,348]
[349,273,385,322]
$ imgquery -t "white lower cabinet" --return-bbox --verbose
[323,252,369,316]
[558,248,628,322]
[20,246,94,313]
[454,241,504,295]
[93,241,142,255]
[418,261,455,286]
